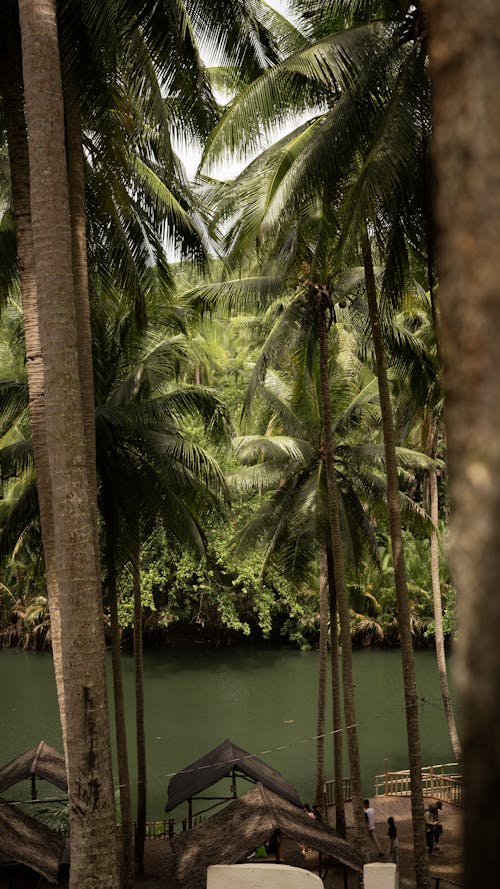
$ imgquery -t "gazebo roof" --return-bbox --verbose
[0,797,65,883]
[0,741,67,794]
[165,739,302,811]
[163,782,363,889]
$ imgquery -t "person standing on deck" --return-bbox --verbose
[428,800,443,821]
[387,816,399,866]
[364,799,384,856]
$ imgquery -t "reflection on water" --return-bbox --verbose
[0,646,458,817]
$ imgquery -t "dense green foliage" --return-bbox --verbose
[0,282,455,651]
[0,0,456,654]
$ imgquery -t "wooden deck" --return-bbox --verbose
[328,794,431,829]
[326,797,464,889]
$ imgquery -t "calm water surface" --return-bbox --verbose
[0,646,458,817]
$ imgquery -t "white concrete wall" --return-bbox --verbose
[207,863,325,889]
[363,862,398,889]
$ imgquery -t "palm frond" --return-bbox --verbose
[202,22,390,170]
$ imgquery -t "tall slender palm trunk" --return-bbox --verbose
[362,233,430,889]
[0,0,68,761]
[107,546,134,889]
[327,550,346,838]
[17,2,119,886]
[312,287,367,854]
[314,546,329,811]
[65,90,99,523]
[426,431,461,762]
[133,542,147,873]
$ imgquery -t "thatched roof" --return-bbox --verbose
[0,741,67,794]
[0,797,65,882]
[163,783,363,889]
[165,739,302,811]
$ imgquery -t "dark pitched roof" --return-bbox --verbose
[0,797,65,883]
[165,739,302,811]
[164,783,363,889]
[0,741,67,794]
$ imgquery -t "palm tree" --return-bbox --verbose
[387,294,461,760]
[230,319,388,846]
[0,0,71,763]
[201,5,433,879]
[1,2,288,883]
[314,543,329,813]
[313,283,366,847]
[361,231,429,882]
[92,291,231,871]
[0,287,231,877]
[16,3,119,886]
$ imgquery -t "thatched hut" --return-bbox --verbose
[0,797,65,883]
[163,783,363,889]
[0,742,67,798]
[165,739,302,825]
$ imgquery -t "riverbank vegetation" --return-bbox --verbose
[0,1,485,888]
[0,287,455,653]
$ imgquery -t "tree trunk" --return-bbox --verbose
[17,3,119,886]
[313,288,367,854]
[314,546,329,812]
[362,232,430,889]
[327,549,346,838]
[0,0,68,763]
[425,4,500,881]
[428,459,461,762]
[64,89,99,513]
[107,549,134,889]
[133,542,147,874]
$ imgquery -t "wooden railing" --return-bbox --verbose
[323,777,352,807]
[143,819,175,839]
[140,815,205,837]
[374,763,463,806]
[431,876,463,888]
[62,814,205,840]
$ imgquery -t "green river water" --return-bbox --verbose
[0,646,458,818]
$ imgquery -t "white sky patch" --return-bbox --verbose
[168,0,309,256]
[172,0,307,181]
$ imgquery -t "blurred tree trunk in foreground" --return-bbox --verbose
[426,2,500,886]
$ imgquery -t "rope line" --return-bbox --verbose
[157,694,447,779]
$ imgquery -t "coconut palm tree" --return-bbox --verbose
[0,284,231,878]
[230,321,383,844]
[200,3,434,878]
[93,289,231,871]
[15,3,119,886]
[385,293,461,761]
[1,1,291,882]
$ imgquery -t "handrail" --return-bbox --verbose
[377,763,458,775]
[374,762,463,806]
[323,777,352,807]
[431,876,463,888]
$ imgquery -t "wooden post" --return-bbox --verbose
[385,759,389,796]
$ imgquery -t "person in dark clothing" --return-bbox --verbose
[428,800,443,821]
[424,806,435,852]
[424,805,443,853]
[387,816,399,866]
